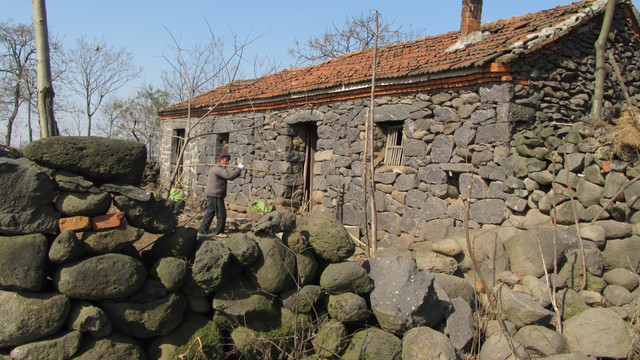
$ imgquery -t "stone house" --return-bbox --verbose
[158,0,640,243]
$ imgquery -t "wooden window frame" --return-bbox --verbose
[384,125,404,166]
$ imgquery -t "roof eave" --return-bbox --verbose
[158,65,508,119]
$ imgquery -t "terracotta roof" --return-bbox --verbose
[159,0,635,118]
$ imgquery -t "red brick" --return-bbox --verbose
[59,216,92,232]
[92,212,125,231]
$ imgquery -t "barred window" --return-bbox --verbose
[384,126,404,166]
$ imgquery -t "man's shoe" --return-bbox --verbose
[216,233,228,238]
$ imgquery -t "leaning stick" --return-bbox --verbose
[180,163,269,173]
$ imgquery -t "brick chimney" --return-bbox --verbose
[461,0,483,36]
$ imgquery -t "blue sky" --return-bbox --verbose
[5,0,626,100]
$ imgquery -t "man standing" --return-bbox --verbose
[198,152,244,238]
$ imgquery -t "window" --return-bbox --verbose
[384,125,404,166]
[215,133,229,158]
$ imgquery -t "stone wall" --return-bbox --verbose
[2,136,639,359]
[159,6,640,245]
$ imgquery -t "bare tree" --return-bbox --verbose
[288,12,424,65]
[98,85,169,159]
[0,21,34,146]
[161,36,228,104]
[162,23,262,192]
[32,0,59,139]
[64,36,141,136]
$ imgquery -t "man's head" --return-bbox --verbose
[218,152,231,165]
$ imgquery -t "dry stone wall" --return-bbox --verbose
[1,135,639,359]
[157,6,640,248]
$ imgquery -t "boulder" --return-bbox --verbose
[281,285,324,314]
[431,238,462,256]
[495,283,554,327]
[479,333,528,360]
[560,249,606,292]
[514,325,570,357]
[603,268,639,291]
[113,194,179,234]
[100,183,151,201]
[23,136,147,185]
[127,279,168,303]
[414,251,459,274]
[70,334,145,359]
[0,234,48,291]
[147,314,223,360]
[562,242,604,277]
[141,226,197,263]
[102,293,187,338]
[54,253,146,300]
[231,308,312,359]
[320,261,373,294]
[469,199,506,224]
[247,234,297,293]
[0,158,60,235]
[295,249,318,286]
[602,236,640,271]
[575,179,604,208]
[66,301,108,333]
[48,231,86,264]
[212,278,279,322]
[9,330,81,360]
[504,226,566,278]
[151,257,189,292]
[556,289,589,320]
[341,327,401,360]
[520,275,551,307]
[0,290,70,348]
[402,326,457,360]
[367,256,443,335]
[594,220,633,239]
[225,233,260,266]
[281,230,310,253]
[433,273,476,303]
[603,284,633,306]
[55,191,111,217]
[81,224,144,254]
[53,170,96,193]
[252,209,296,233]
[327,292,370,322]
[446,297,475,351]
[563,308,633,358]
[452,228,509,288]
[312,319,348,359]
[188,239,230,295]
[293,213,355,262]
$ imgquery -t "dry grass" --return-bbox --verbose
[606,106,640,160]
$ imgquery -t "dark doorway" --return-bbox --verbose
[301,124,318,211]
[172,128,185,183]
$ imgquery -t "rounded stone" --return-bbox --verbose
[54,253,146,300]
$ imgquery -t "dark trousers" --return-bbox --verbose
[198,196,227,234]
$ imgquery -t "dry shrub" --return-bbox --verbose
[607,106,640,160]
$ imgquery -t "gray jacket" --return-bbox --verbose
[205,165,241,198]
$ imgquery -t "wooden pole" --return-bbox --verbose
[180,163,269,173]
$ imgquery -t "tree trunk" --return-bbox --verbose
[367,12,379,257]
[592,0,617,121]
[5,81,20,146]
[32,0,59,138]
